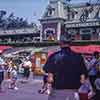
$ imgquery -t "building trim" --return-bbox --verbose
[39,17,65,22]
[65,21,100,28]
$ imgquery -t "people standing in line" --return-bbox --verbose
[43,35,88,100]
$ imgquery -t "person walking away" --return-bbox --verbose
[43,35,88,100]
[9,64,18,90]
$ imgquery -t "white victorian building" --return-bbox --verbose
[40,0,100,41]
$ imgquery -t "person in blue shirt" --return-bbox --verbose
[86,52,99,90]
[43,35,88,100]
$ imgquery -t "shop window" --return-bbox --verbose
[81,34,91,40]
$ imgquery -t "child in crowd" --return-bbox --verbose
[9,64,18,90]
[94,72,100,100]
[78,76,93,100]
[38,73,51,95]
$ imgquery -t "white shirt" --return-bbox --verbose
[11,69,17,78]
[23,61,32,68]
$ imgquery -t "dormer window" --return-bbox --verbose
[48,9,53,16]
[80,8,89,22]
[47,5,55,16]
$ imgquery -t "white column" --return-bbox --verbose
[58,1,61,17]
[57,22,61,40]
[57,0,64,18]
[40,25,43,42]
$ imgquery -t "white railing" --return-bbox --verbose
[0,28,37,35]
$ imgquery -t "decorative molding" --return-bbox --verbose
[65,21,100,28]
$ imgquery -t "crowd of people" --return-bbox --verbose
[83,52,100,100]
[0,37,100,100]
[0,55,32,91]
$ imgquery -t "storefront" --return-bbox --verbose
[66,21,100,40]
[32,51,48,75]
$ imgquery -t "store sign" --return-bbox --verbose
[66,21,100,28]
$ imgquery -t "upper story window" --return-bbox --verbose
[47,5,55,16]
[48,9,53,16]
[66,7,78,21]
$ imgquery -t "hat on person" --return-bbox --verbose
[59,34,72,45]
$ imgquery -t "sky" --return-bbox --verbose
[0,0,90,25]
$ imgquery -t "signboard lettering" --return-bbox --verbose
[66,21,100,28]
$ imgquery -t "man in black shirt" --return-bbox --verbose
[43,35,88,100]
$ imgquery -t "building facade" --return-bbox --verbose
[0,28,40,43]
[40,0,100,41]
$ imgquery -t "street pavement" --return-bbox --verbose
[0,77,48,100]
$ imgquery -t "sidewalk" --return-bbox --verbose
[4,74,43,84]
[0,76,48,100]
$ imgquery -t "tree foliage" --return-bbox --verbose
[0,10,37,29]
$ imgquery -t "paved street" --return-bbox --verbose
[0,77,48,100]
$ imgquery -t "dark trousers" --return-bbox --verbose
[24,67,30,78]
[94,90,100,100]
[0,72,4,89]
[89,75,96,90]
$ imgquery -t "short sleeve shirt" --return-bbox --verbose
[43,48,88,89]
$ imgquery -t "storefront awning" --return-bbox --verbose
[47,45,100,56]
[71,45,100,54]
[0,45,12,54]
